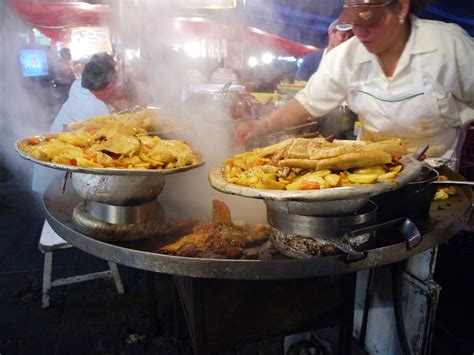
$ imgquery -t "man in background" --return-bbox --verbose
[295,20,353,81]
[49,53,117,134]
[33,52,117,193]
[52,48,76,108]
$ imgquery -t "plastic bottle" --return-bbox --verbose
[353,120,361,137]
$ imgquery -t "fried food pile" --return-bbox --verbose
[67,109,152,132]
[68,108,184,134]
[433,175,458,201]
[22,112,201,170]
[159,200,270,259]
[224,138,407,190]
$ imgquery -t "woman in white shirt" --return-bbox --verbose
[235,0,474,169]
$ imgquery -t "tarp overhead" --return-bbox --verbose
[10,0,315,56]
[10,1,110,41]
[244,0,345,48]
[10,0,474,53]
[244,0,474,47]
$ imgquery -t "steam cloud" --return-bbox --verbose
[0,3,53,192]
[0,1,343,224]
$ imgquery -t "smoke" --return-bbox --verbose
[0,3,53,190]
[106,1,269,224]
[0,0,343,225]
[158,107,267,225]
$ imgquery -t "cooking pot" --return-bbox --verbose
[182,83,245,119]
[71,173,165,205]
[371,166,439,221]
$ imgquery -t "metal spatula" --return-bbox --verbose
[413,144,429,161]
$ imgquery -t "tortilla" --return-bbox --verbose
[316,149,392,171]
[254,138,294,157]
[365,139,408,157]
[309,144,364,160]
[285,138,332,159]
[278,159,319,169]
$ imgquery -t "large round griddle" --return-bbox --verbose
[15,135,204,176]
[208,155,422,215]
[43,167,471,280]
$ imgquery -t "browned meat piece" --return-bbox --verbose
[212,199,232,224]
[158,200,270,259]
[175,243,198,257]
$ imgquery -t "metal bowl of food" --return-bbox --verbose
[15,133,204,204]
[71,173,166,204]
[209,155,422,216]
[14,135,204,176]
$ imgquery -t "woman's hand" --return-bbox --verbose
[235,99,311,147]
[234,119,269,148]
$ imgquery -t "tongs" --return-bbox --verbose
[116,105,143,114]
[413,144,429,161]
[432,180,474,186]
[219,82,233,95]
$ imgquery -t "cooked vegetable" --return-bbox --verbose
[223,138,405,190]
[21,113,201,170]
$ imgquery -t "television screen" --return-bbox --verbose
[19,48,50,77]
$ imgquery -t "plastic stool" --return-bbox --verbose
[39,220,124,308]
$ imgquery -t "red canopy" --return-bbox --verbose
[246,27,315,57]
[10,0,315,56]
[10,1,110,42]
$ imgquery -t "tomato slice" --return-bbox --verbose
[28,137,41,145]
[299,182,320,190]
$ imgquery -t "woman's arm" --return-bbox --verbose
[262,99,312,133]
[234,99,311,146]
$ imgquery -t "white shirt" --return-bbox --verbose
[32,79,111,193]
[50,79,111,133]
[296,16,474,132]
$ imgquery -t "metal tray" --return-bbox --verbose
[43,166,471,279]
[14,135,205,176]
[209,155,422,203]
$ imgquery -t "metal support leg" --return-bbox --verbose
[42,252,53,309]
[339,273,357,355]
[173,276,208,355]
[108,261,124,294]
[146,271,161,336]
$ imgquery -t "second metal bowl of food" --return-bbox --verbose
[209,155,422,216]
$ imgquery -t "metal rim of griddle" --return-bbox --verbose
[43,174,471,280]
[14,136,205,176]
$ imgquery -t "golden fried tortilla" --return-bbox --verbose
[309,144,364,160]
[365,139,408,157]
[254,138,294,157]
[316,149,392,171]
[278,158,319,169]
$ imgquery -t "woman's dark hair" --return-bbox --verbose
[59,48,71,61]
[390,0,431,14]
[81,53,117,91]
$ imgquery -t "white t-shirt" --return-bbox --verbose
[49,79,111,133]
[296,16,474,128]
[32,79,111,193]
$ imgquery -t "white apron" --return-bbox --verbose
[347,55,464,170]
